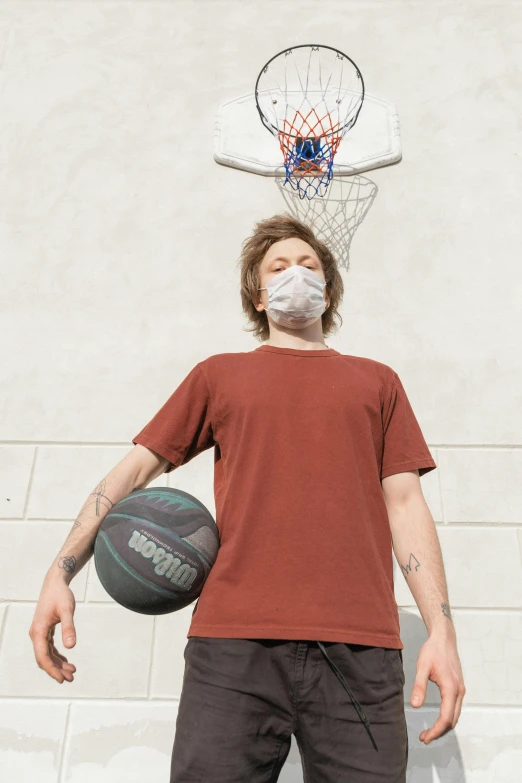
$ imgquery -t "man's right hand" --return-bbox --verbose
[29,579,77,683]
[26,451,159,684]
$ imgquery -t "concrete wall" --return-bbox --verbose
[1,1,521,781]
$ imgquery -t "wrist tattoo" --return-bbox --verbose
[58,555,76,574]
[400,553,421,580]
[441,602,453,621]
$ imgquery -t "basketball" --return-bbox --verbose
[93,486,220,615]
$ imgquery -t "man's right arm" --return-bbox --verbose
[29,444,170,683]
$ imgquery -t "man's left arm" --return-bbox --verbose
[382,469,466,745]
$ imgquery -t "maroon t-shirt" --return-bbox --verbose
[132,345,436,648]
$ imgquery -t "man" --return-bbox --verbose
[30,214,465,782]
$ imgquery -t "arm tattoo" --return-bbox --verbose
[76,478,115,521]
[92,478,114,516]
[58,555,77,574]
[441,602,453,621]
[400,553,421,580]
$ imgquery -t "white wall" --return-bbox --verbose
[1,1,521,781]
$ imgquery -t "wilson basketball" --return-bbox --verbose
[93,486,220,615]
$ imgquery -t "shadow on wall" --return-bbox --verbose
[278,612,468,783]
[275,173,379,272]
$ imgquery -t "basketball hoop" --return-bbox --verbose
[255,45,365,199]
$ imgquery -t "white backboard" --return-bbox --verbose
[214,91,401,176]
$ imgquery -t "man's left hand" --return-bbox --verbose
[410,632,466,744]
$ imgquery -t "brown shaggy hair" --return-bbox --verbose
[237,213,344,343]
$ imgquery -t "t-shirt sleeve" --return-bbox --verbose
[381,371,437,480]
[131,363,215,474]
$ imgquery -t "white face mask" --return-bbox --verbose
[258,265,328,329]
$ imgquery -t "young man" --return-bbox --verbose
[30,214,465,782]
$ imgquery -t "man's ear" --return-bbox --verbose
[254,279,265,312]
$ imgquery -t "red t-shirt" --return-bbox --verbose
[132,345,436,649]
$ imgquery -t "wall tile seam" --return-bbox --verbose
[3,441,522,449]
[404,703,522,710]
[0,697,504,710]
[82,560,90,602]
[2,519,521,528]
[396,604,522,610]
[0,696,521,711]
[57,702,71,783]
[3,602,522,612]
[147,617,156,698]
[435,448,446,524]
[0,442,138,448]
[5,518,83,523]
[434,523,522,529]
[21,445,38,520]
[426,446,522,450]
[0,695,175,703]
[397,607,522,614]
[0,605,8,655]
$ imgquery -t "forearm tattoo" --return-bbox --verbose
[58,555,76,574]
[400,553,453,625]
[400,553,421,580]
[76,478,115,522]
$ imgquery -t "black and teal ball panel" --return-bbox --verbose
[93,487,219,615]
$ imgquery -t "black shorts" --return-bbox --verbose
[171,637,408,782]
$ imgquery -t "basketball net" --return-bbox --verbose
[276,173,378,270]
[255,45,365,200]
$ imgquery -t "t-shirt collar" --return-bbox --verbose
[254,345,341,357]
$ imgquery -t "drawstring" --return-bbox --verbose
[317,641,379,752]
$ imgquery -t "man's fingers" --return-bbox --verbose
[49,645,76,671]
[59,608,77,649]
[451,685,466,729]
[421,682,458,742]
[50,656,75,681]
[52,648,77,670]
[411,658,431,707]
[46,646,75,681]
[48,640,76,678]
[50,655,76,677]
[31,631,67,683]
[29,583,77,683]
[30,625,76,683]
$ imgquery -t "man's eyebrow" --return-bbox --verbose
[270,255,316,263]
